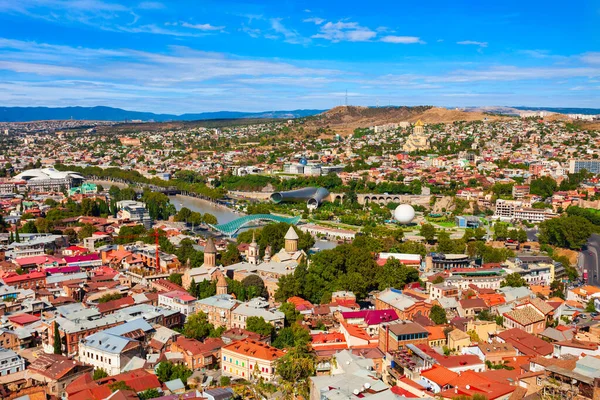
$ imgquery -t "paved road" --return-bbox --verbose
[581,233,600,286]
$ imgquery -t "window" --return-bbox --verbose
[223,356,226,361]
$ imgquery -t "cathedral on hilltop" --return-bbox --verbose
[403,119,430,152]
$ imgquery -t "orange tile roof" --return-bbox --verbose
[530,285,551,296]
[425,325,446,341]
[420,364,458,386]
[478,293,506,307]
[221,339,285,361]
[341,322,375,342]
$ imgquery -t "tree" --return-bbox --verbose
[156,361,173,383]
[108,381,133,392]
[539,215,593,250]
[21,220,38,234]
[530,176,558,199]
[189,279,216,300]
[77,223,95,241]
[219,376,231,386]
[97,292,122,303]
[202,213,217,225]
[420,223,436,243]
[182,311,214,340]
[476,309,496,322]
[272,323,310,349]
[432,275,445,284]
[376,258,420,291]
[586,299,597,313]
[168,273,183,287]
[500,272,527,288]
[93,368,108,380]
[156,361,192,384]
[246,316,275,337]
[34,217,51,233]
[241,274,267,299]
[138,389,161,400]
[220,242,241,266]
[53,323,62,355]
[550,280,565,300]
[275,345,315,398]
[430,305,448,325]
[175,207,192,222]
[279,302,303,327]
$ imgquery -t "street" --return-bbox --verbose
[581,233,600,286]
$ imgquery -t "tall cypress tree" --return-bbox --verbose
[15,229,20,243]
[53,322,62,355]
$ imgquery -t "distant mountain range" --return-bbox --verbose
[2,105,599,123]
[512,106,600,115]
[0,106,326,122]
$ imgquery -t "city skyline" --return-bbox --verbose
[0,0,598,113]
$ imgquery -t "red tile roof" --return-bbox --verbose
[497,328,553,357]
[7,313,40,326]
[3,270,46,283]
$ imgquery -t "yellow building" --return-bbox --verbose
[447,329,471,352]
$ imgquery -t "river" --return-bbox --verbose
[168,194,241,225]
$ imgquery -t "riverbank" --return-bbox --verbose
[90,180,129,189]
[169,194,245,225]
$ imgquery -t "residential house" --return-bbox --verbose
[171,336,224,370]
[220,339,284,382]
[28,353,93,396]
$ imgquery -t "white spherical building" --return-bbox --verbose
[394,204,415,224]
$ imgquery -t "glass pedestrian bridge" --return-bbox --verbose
[210,214,301,236]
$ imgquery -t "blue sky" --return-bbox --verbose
[0,0,598,113]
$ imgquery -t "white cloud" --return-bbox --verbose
[380,35,424,44]
[582,52,600,64]
[457,40,488,48]
[312,21,376,42]
[270,18,310,45]
[303,17,325,25]
[179,22,225,31]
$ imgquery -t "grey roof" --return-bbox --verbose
[540,327,573,342]
[46,272,89,285]
[103,318,154,336]
[204,387,234,400]
[56,303,101,321]
[574,356,600,378]
[233,300,284,323]
[123,356,146,372]
[498,286,532,302]
[165,379,185,392]
[0,348,21,361]
[81,331,138,354]
[377,288,416,310]
[197,294,240,310]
